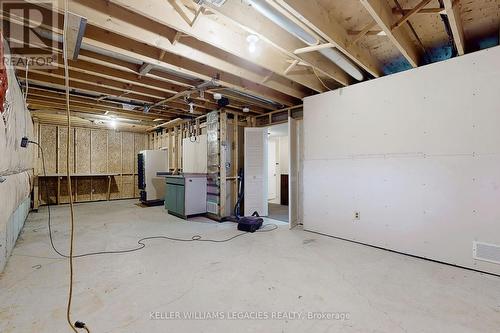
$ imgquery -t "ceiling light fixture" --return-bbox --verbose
[109,118,117,129]
[247,34,259,53]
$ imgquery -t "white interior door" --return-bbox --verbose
[268,140,277,200]
[289,117,299,228]
[244,127,268,217]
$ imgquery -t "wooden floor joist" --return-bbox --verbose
[4,0,495,131]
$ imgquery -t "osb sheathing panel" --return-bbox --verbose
[59,178,76,204]
[39,178,57,205]
[75,128,91,174]
[38,125,143,204]
[58,127,75,174]
[134,175,140,198]
[76,178,91,202]
[122,132,135,174]
[108,131,122,173]
[91,130,108,173]
[110,175,122,200]
[461,0,500,41]
[39,124,57,174]
[91,177,108,201]
[122,175,135,199]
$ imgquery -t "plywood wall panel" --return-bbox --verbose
[91,178,108,201]
[122,175,135,199]
[108,131,122,173]
[91,130,108,173]
[122,132,134,174]
[39,178,57,205]
[134,175,140,198]
[110,175,122,200]
[75,128,91,174]
[38,125,145,205]
[59,178,76,204]
[39,124,57,174]
[58,127,75,174]
[76,178,91,202]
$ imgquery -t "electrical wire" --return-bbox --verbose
[62,0,85,331]
[312,67,334,91]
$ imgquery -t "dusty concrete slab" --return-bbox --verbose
[0,200,499,332]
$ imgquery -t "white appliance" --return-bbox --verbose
[138,149,168,205]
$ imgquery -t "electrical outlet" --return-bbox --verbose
[354,211,360,220]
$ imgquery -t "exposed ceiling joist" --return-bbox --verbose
[84,0,323,94]
[138,63,154,76]
[391,0,434,30]
[443,0,465,56]
[350,21,378,46]
[26,88,193,118]
[203,0,352,86]
[392,7,445,15]
[31,0,305,105]
[293,43,334,55]
[275,0,382,78]
[53,0,319,98]
[2,12,286,112]
[359,0,421,68]
[64,11,87,60]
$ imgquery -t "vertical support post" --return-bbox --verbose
[220,110,227,217]
[33,120,40,210]
[232,114,239,209]
[169,128,173,171]
[178,124,183,172]
[57,176,61,205]
[174,126,178,173]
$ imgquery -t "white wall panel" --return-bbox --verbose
[182,134,208,173]
[303,46,500,275]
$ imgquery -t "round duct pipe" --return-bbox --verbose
[246,0,364,81]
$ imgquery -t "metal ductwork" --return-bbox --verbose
[246,0,364,81]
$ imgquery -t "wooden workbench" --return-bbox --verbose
[34,173,119,208]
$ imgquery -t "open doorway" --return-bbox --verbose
[244,116,300,229]
[267,123,289,223]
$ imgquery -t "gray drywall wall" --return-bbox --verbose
[303,46,500,275]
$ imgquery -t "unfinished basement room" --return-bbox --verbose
[1,0,500,332]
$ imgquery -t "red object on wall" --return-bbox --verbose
[0,34,8,113]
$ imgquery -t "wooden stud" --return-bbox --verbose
[360,0,420,67]
[393,7,445,15]
[272,0,382,77]
[443,0,465,55]
[349,21,379,45]
[391,0,434,30]
[293,43,334,55]
[219,110,227,217]
[284,60,300,75]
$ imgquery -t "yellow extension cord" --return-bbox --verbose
[62,1,89,332]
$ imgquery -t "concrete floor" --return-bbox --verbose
[1,200,499,333]
[268,203,289,223]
